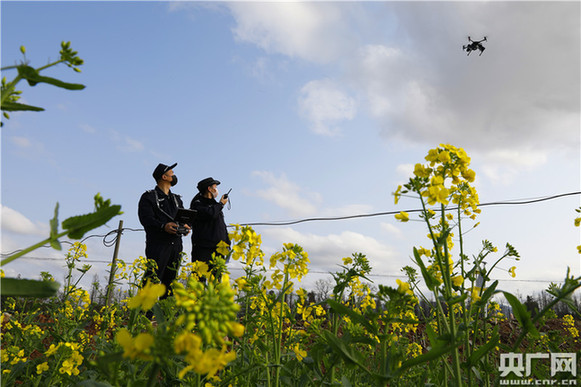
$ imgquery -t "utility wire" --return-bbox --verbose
[2,191,577,254]
[237,191,581,227]
[2,191,579,256]
[6,256,568,283]
[2,191,579,282]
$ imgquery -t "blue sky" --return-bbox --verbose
[1,1,579,297]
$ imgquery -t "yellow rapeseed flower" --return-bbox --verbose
[134,333,154,353]
[396,279,413,296]
[292,344,307,361]
[116,328,134,357]
[45,343,59,357]
[235,276,247,291]
[216,240,230,256]
[413,163,431,178]
[471,287,482,303]
[508,266,516,278]
[127,280,166,311]
[563,314,579,339]
[451,275,464,287]
[395,211,409,222]
[36,362,49,375]
[115,328,154,360]
[229,322,245,337]
[393,185,403,204]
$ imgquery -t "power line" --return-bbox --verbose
[236,191,581,227]
[2,191,578,254]
[2,191,579,285]
[6,256,568,284]
[2,191,579,257]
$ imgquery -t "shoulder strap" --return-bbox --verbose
[152,189,176,221]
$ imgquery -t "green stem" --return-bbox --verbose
[261,288,278,385]
[273,272,289,387]
[457,203,473,387]
[36,59,65,72]
[0,65,20,71]
[146,363,160,387]
[1,74,23,106]
[1,231,67,266]
[266,352,271,387]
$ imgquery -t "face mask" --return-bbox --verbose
[213,188,219,198]
[170,175,178,186]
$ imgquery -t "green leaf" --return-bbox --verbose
[49,202,61,250]
[448,292,468,305]
[76,381,114,387]
[17,65,41,86]
[502,291,539,338]
[326,298,374,332]
[398,337,457,374]
[478,280,498,305]
[17,64,85,90]
[33,74,85,90]
[467,328,499,366]
[413,247,440,290]
[340,376,353,387]
[62,204,121,239]
[1,278,59,297]
[1,101,44,112]
[322,331,371,374]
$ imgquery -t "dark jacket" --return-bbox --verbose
[189,193,230,248]
[138,186,184,245]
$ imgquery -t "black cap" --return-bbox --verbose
[152,163,177,181]
[197,177,220,192]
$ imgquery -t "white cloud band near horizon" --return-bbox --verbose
[1,205,49,237]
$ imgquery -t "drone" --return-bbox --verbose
[463,36,487,56]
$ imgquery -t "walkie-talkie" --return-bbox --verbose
[223,188,232,199]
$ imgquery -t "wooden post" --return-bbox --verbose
[105,220,123,306]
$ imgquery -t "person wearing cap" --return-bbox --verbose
[190,177,231,276]
[138,163,190,298]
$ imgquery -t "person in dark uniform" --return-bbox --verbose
[138,162,190,298]
[190,177,230,275]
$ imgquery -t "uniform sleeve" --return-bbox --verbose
[190,198,224,220]
[138,192,166,232]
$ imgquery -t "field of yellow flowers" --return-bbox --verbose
[1,145,580,386]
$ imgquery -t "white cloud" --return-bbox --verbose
[1,205,49,236]
[380,222,403,239]
[321,204,373,218]
[252,172,374,219]
[368,2,580,153]
[229,2,353,64]
[110,130,144,152]
[9,136,48,156]
[298,79,357,136]
[262,227,400,275]
[252,171,319,217]
[10,136,31,148]
[396,163,414,179]
[478,148,548,185]
[80,123,96,134]
[228,2,579,155]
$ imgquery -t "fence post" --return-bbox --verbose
[105,220,123,306]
